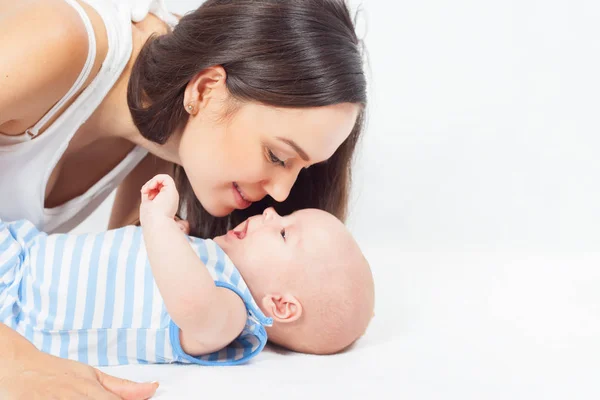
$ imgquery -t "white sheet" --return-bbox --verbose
[100,249,600,399]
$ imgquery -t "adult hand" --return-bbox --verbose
[0,339,158,400]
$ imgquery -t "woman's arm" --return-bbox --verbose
[0,0,102,131]
[139,175,247,355]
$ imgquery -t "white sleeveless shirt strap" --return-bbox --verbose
[25,0,97,140]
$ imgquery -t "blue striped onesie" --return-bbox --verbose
[0,218,272,367]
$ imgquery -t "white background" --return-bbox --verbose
[78,1,600,399]
[77,0,600,253]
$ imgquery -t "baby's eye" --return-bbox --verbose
[280,229,286,241]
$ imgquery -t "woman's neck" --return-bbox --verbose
[89,15,183,165]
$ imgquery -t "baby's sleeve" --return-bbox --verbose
[167,281,271,366]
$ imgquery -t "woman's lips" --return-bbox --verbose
[232,182,252,209]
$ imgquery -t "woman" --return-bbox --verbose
[0,0,366,398]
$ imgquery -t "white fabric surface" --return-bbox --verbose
[100,248,600,399]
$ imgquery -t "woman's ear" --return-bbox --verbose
[261,294,303,323]
[183,66,227,112]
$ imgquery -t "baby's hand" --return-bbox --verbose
[140,174,179,221]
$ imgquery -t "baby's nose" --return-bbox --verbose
[262,207,279,221]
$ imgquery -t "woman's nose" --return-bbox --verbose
[264,170,298,203]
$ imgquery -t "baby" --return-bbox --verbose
[0,175,374,366]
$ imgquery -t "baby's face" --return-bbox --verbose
[213,207,346,293]
[214,207,374,355]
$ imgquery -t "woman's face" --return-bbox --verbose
[178,72,360,217]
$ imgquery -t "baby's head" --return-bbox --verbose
[214,207,374,355]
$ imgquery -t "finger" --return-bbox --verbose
[145,182,162,201]
[144,176,166,194]
[95,369,159,400]
[140,180,157,196]
[148,179,161,191]
[140,188,153,202]
[83,384,122,400]
[63,377,121,400]
[148,184,164,199]
[154,174,175,188]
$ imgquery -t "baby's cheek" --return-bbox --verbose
[240,245,269,276]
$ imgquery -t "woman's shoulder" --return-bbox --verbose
[0,0,95,129]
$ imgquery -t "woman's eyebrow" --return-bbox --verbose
[276,137,310,161]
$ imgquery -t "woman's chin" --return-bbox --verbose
[201,199,234,218]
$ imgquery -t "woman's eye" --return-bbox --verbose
[268,149,286,167]
[280,229,286,240]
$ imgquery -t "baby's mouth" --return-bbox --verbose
[233,220,249,239]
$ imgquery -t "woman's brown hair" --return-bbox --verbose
[128,0,367,238]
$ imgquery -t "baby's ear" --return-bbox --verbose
[261,294,302,323]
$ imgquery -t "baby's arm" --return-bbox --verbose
[139,175,247,356]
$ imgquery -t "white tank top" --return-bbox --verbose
[0,0,178,233]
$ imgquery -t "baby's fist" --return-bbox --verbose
[140,174,179,220]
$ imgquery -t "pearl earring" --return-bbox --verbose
[187,103,194,112]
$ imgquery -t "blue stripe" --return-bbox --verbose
[22,224,41,246]
[17,272,26,326]
[122,230,141,328]
[0,244,18,276]
[59,330,70,359]
[229,268,241,287]
[20,269,32,340]
[0,219,26,242]
[102,229,124,328]
[40,326,52,354]
[29,236,46,330]
[215,245,225,277]
[12,225,31,338]
[197,239,209,264]
[5,220,25,235]
[78,330,88,363]
[208,350,219,362]
[63,235,87,329]
[117,329,128,364]
[82,234,104,328]
[97,330,108,366]
[42,236,66,353]
[238,337,254,357]
[226,346,236,360]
